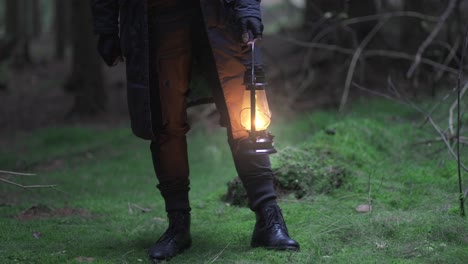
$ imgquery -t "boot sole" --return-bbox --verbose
[150,241,192,263]
[251,243,300,251]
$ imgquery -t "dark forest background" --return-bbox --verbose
[1,2,467,263]
[0,0,467,134]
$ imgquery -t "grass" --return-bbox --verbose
[0,98,467,264]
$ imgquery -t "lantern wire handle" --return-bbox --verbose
[249,40,257,135]
[250,40,255,86]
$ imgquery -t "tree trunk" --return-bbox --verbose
[347,0,377,41]
[7,0,32,67]
[401,1,425,53]
[55,0,71,61]
[66,0,106,116]
[31,0,41,39]
[5,0,19,40]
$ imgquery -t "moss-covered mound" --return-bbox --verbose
[223,117,399,207]
[273,146,349,199]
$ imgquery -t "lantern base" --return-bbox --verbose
[239,131,277,156]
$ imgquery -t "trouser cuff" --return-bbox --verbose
[243,177,277,211]
[158,188,191,213]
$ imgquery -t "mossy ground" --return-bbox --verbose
[1,98,467,263]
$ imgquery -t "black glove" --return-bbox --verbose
[239,16,263,43]
[97,34,122,67]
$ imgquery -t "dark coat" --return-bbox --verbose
[91,0,262,140]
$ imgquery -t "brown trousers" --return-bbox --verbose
[148,4,275,212]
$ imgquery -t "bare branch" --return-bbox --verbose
[354,82,468,173]
[289,22,361,105]
[311,11,439,44]
[421,87,457,127]
[455,22,468,217]
[434,39,461,81]
[340,19,388,112]
[449,82,468,135]
[399,98,468,173]
[406,0,458,78]
[272,36,459,75]
[353,82,404,104]
[365,50,458,75]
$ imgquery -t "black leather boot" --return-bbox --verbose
[251,204,300,251]
[148,211,192,262]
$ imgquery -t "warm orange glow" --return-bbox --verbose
[240,109,271,131]
[240,89,272,131]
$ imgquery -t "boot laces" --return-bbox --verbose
[264,206,288,232]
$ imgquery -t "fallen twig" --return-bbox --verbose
[0,177,57,189]
[0,170,35,176]
[208,243,231,263]
[127,203,152,214]
[409,136,468,146]
[0,170,60,190]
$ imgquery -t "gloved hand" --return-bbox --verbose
[97,34,122,67]
[239,16,263,43]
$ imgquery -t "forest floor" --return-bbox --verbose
[1,96,467,263]
[1,11,467,261]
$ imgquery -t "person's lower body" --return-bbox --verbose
[228,145,300,250]
[146,3,298,262]
[205,10,300,252]
[145,3,194,262]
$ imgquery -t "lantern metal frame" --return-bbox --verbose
[239,40,277,156]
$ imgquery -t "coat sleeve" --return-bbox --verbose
[91,0,119,34]
[224,0,262,20]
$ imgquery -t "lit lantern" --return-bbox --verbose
[239,41,277,155]
[240,84,271,131]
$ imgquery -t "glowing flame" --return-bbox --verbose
[240,89,272,131]
[240,109,271,131]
